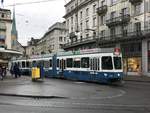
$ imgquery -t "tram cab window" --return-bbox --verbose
[32,61,36,67]
[81,57,89,68]
[102,56,113,70]
[114,57,122,69]
[44,60,50,68]
[50,59,52,67]
[67,58,73,68]
[74,58,80,68]
[22,61,25,68]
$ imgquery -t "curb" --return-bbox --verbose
[123,76,150,83]
[0,93,67,99]
[124,79,150,83]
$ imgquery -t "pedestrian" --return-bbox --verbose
[2,66,6,78]
[0,65,3,80]
[13,63,20,78]
[10,65,14,76]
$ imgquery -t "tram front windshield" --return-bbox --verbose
[114,57,122,69]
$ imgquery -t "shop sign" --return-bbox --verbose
[114,48,120,56]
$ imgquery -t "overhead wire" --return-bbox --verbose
[5,0,56,7]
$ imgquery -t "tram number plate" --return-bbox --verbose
[90,71,95,74]
[90,71,98,74]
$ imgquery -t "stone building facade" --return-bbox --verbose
[63,0,150,76]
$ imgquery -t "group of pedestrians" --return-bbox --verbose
[10,63,21,78]
[0,65,7,80]
[0,63,21,80]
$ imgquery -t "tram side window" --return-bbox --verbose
[57,59,59,67]
[114,57,122,69]
[74,58,80,68]
[22,61,25,68]
[102,56,113,70]
[29,62,32,68]
[66,58,73,68]
[18,62,20,67]
[81,57,89,68]
[50,59,52,67]
[44,60,50,68]
[26,61,29,68]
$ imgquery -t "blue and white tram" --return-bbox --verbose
[10,48,124,84]
[56,52,123,83]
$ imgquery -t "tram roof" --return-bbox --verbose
[57,48,116,56]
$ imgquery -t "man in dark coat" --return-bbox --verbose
[13,63,21,78]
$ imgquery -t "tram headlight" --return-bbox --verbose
[118,73,120,77]
[104,73,107,77]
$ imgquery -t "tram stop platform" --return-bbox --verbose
[0,76,70,99]
[0,74,150,99]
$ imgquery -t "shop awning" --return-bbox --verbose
[0,48,22,59]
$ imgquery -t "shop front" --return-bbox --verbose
[121,42,142,76]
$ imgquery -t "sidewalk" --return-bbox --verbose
[123,75,150,82]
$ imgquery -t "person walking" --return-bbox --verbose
[0,65,3,80]
[2,66,6,78]
[13,63,20,78]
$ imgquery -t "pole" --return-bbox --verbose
[144,0,146,30]
[97,0,99,48]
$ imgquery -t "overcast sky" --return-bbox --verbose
[3,0,70,46]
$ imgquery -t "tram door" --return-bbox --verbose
[90,57,100,81]
[90,57,100,72]
[59,59,66,78]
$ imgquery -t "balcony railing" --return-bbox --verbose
[63,36,97,49]
[69,32,77,39]
[97,27,150,45]
[129,0,142,4]
[106,14,130,27]
[97,5,107,15]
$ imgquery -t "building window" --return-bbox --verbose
[122,25,128,36]
[80,35,83,40]
[59,37,63,42]
[86,8,89,16]
[121,8,128,15]
[59,44,63,49]
[67,19,69,28]
[1,13,4,18]
[71,6,74,10]
[101,30,105,38]
[134,4,141,16]
[71,16,73,25]
[134,22,141,31]
[80,22,83,31]
[93,17,96,27]
[80,11,82,19]
[64,37,66,42]
[110,27,116,37]
[101,0,105,6]
[86,20,89,29]
[111,0,117,5]
[86,34,89,38]
[93,4,96,13]
[110,11,115,19]
[100,15,105,25]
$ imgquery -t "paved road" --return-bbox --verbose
[0,76,149,113]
